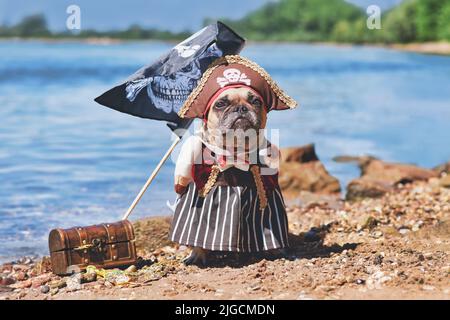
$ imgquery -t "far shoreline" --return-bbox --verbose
[1,37,450,56]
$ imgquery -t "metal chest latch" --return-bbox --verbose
[74,238,106,253]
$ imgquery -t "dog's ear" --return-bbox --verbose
[260,104,268,129]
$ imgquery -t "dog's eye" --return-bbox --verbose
[251,97,262,108]
[215,100,228,109]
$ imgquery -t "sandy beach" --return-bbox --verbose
[1,148,449,300]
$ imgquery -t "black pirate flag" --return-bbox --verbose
[94,21,245,137]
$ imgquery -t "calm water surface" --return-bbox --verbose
[0,41,449,261]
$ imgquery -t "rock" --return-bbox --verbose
[125,265,137,273]
[49,279,66,289]
[281,144,319,163]
[371,231,384,239]
[31,274,51,288]
[373,255,383,265]
[1,264,13,273]
[16,271,28,281]
[81,272,97,284]
[279,144,341,197]
[360,216,379,230]
[13,279,32,289]
[360,159,437,183]
[0,285,14,293]
[0,277,16,286]
[66,273,82,292]
[50,288,59,296]
[346,179,392,201]
[439,175,450,188]
[333,155,376,165]
[346,159,437,200]
[40,285,50,294]
[433,161,450,175]
[32,257,52,275]
[12,264,29,272]
[17,257,33,265]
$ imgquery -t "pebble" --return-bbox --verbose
[0,277,16,286]
[49,279,66,289]
[12,264,29,272]
[371,231,383,238]
[81,272,97,284]
[66,273,82,292]
[373,255,383,265]
[16,272,28,281]
[40,285,50,294]
[125,265,137,273]
[422,285,435,291]
[31,275,51,288]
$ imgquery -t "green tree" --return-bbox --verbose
[13,14,50,37]
[437,1,450,40]
[382,0,418,43]
[416,0,445,41]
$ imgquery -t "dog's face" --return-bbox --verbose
[205,87,267,133]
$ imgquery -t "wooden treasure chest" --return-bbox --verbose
[48,220,137,275]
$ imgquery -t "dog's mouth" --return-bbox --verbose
[232,116,252,126]
[221,112,259,131]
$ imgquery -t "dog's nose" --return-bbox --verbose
[234,105,248,114]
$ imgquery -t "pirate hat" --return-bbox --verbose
[178,55,297,119]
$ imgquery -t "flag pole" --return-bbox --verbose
[122,135,181,221]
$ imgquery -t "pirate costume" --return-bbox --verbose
[169,56,297,252]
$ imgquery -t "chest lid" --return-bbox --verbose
[48,220,135,253]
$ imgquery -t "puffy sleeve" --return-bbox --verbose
[174,135,203,186]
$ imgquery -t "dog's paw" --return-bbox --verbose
[183,247,207,266]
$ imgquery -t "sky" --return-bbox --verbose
[0,0,404,32]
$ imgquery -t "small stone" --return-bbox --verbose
[16,271,28,281]
[355,279,365,285]
[125,265,137,273]
[439,175,450,188]
[49,279,66,289]
[50,288,59,296]
[362,216,378,230]
[12,264,29,272]
[81,272,97,284]
[0,277,16,286]
[31,274,51,288]
[399,228,409,235]
[373,255,383,265]
[371,231,383,238]
[66,273,82,292]
[422,285,435,291]
[0,285,14,293]
[14,279,32,289]
[40,285,50,294]
[18,257,33,265]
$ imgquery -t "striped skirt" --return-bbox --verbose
[169,183,289,252]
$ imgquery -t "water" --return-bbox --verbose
[0,40,449,262]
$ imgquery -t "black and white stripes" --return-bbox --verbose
[169,183,289,252]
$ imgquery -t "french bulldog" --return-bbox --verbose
[180,86,268,266]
